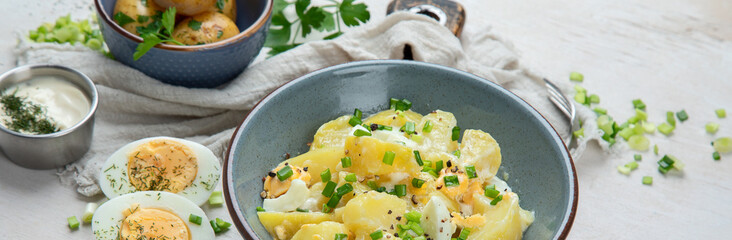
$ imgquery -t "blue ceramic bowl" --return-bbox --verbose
[224,60,578,239]
[94,0,272,88]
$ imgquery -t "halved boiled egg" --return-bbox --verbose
[92,191,214,240]
[99,136,221,206]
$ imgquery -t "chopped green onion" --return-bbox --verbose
[322,203,333,213]
[643,122,656,133]
[627,116,640,124]
[336,183,353,196]
[382,151,395,165]
[335,233,349,240]
[632,99,646,110]
[452,149,461,158]
[458,228,472,240]
[411,134,423,143]
[444,175,459,187]
[625,161,639,170]
[405,211,421,223]
[376,124,393,131]
[422,120,433,133]
[716,109,726,118]
[484,184,500,198]
[593,107,607,115]
[706,122,720,134]
[394,184,407,197]
[635,109,648,121]
[277,166,293,181]
[349,116,362,126]
[216,218,232,231]
[189,214,203,225]
[370,230,383,240]
[573,127,585,138]
[569,72,584,82]
[367,180,379,190]
[628,135,650,151]
[353,129,372,137]
[390,98,412,111]
[713,137,732,153]
[617,128,634,141]
[634,154,642,161]
[345,173,357,182]
[413,150,424,166]
[321,168,331,182]
[589,94,600,104]
[326,194,342,208]
[322,181,337,197]
[376,186,386,192]
[657,123,674,136]
[632,123,645,135]
[451,126,461,141]
[409,221,425,235]
[296,208,309,212]
[390,98,399,110]
[435,160,444,173]
[421,167,439,178]
[654,144,659,155]
[642,176,653,185]
[490,195,503,205]
[82,202,98,223]
[210,220,221,233]
[657,155,675,174]
[666,111,676,126]
[341,157,352,168]
[574,93,586,104]
[713,151,721,161]
[208,191,224,206]
[574,84,586,93]
[411,178,425,188]
[465,166,477,179]
[617,165,631,175]
[256,207,265,212]
[67,216,80,229]
[403,122,416,134]
[354,108,363,119]
[676,110,689,122]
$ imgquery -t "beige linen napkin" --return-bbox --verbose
[15,12,599,197]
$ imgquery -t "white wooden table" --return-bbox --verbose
[0,0,730,239]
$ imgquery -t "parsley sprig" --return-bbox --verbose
[130,7,184,60]
[265,0,370,56]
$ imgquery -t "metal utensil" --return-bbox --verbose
[544,78,579,147]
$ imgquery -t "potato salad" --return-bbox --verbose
[257,99,535,240]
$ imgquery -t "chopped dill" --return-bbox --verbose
[0,90,59,134]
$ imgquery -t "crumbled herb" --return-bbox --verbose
[216,0,226,11]
[0,91,59,134]
[188,19,202,31]
[113,12,135,26]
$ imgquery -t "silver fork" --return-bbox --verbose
[544,78,580,148]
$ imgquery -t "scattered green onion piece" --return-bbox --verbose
[326,194,342,208]
[593,107,607,115]
[376,186,387,192]
[296,208,309,212]
[335,233,349,240]
[411,178,425,188]
[452,149,461,158]
[421,167,439,178]
[411,134,423,143]
[634,154,642,161]
[394,184,407,197]
[569,72,584,82]
[676,110,689,122]
[322,181,337,197]
[423,120,433,133]
[588,94,600,104]
[574,84,586,93]
[277,166,293,181]
[484,184,500,198]
[345,173,357,182]
[643,122,656,133]
[82,202,98,223]
[208,191,224,206]
[627,116,639,124]
[713,137,732,153]
[354,129,372,137]
[435,160,444,173]
[256,207,266,212]
[706,122,720,134]
[635,109,648,121]
[349,116,362,126]
[716,109,726,118]
[336,183,353,196]
[465,166,477,179]
[713,151,720,161]
[444,175,459,187]
[642,176,653,185]
[573,127,585,138]
[322,203,333,213]
[370,230,384,240]
[654,144,659,155]
[666,111,676,126]
[657,123,675,136]
[617,165,631,175]
[597,115,615,135]
[353,108,363,119]
[210,220,222,233]
[403,122,416,134]
[631,123,644,136]
[340,157,352,168]
[67,216,80,229]
[409,221,425,235]
[405,211,421,223]
[625,161,639,170]
[617,128,634,141]
[574,93,586,104]
[628,135,650,151]
[321,168,332,182]
[657,155,675,174]
[451,126,461,141]
[189,214,203,225]
[390,98,399,110]
[413,150,424,166]
[632,99,646,110]
[382,151,396,165]
[490,195,503,205]
[414,236,426,240]
[367,180,379,190]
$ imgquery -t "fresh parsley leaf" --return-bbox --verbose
[136,20,162,35]
[137,15,149,23]
[134,34,163,60]
[113,12,135,26]
[268,44,300,55]
[323,31,343,40]
[216,0,226,11]
[315,11,336,32]
[294,0,310,18]
[162,7,176,36]
[339,0,370,27]
[265,11,291,46]
[188,20,203,31]
[217,30,223,38]
[273,0,288,13]
[298,5,326,37]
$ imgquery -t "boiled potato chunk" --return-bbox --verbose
[459,129,501,179]
[364,110,422,128]
[344,136,420,176]
[113,0,163,35]
[342,192,407,236]
[282,147,345,183]
[258,212,333,240]
[470,193,534,240]
[311,115,352,151]
[416,110,458,152]
[153,0,216,16]
[210,0,237,20]
[291,221,350,240]
[172,11,239,45]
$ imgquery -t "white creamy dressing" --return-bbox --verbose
[1,75,90,131]
[349,125,421,150]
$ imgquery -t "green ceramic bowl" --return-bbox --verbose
[224,60,577,239]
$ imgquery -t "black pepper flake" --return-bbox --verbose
[388,210,393,214]
[446,161,452,167]
[392,116,396,119]
[396,216,402,221]
[436,185,443,190]
[439,227,443,232]
[411,195,418,205]
[303,167,309,172]
[451,166,458,173]
[390,224,394,229]
[268,172,276,177]
[394,233,399,237]
[284,153,290,159]
[370,123,378,131]
[284,162,289,166]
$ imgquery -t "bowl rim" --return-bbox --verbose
[94,0,273,52]
[223,60,578,240]
[0,64,99,139]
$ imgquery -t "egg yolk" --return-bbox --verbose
[263,164,311,198]
[435,168,469,200]
[128,140,198,193]
[120,205,190,240]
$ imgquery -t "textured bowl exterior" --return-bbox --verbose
[224,60,577,239]
[95,0,271,88]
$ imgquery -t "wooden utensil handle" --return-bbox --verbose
[387,0,466,37]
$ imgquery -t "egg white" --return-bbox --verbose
[99,136,221,206]
[91,191,215,240]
